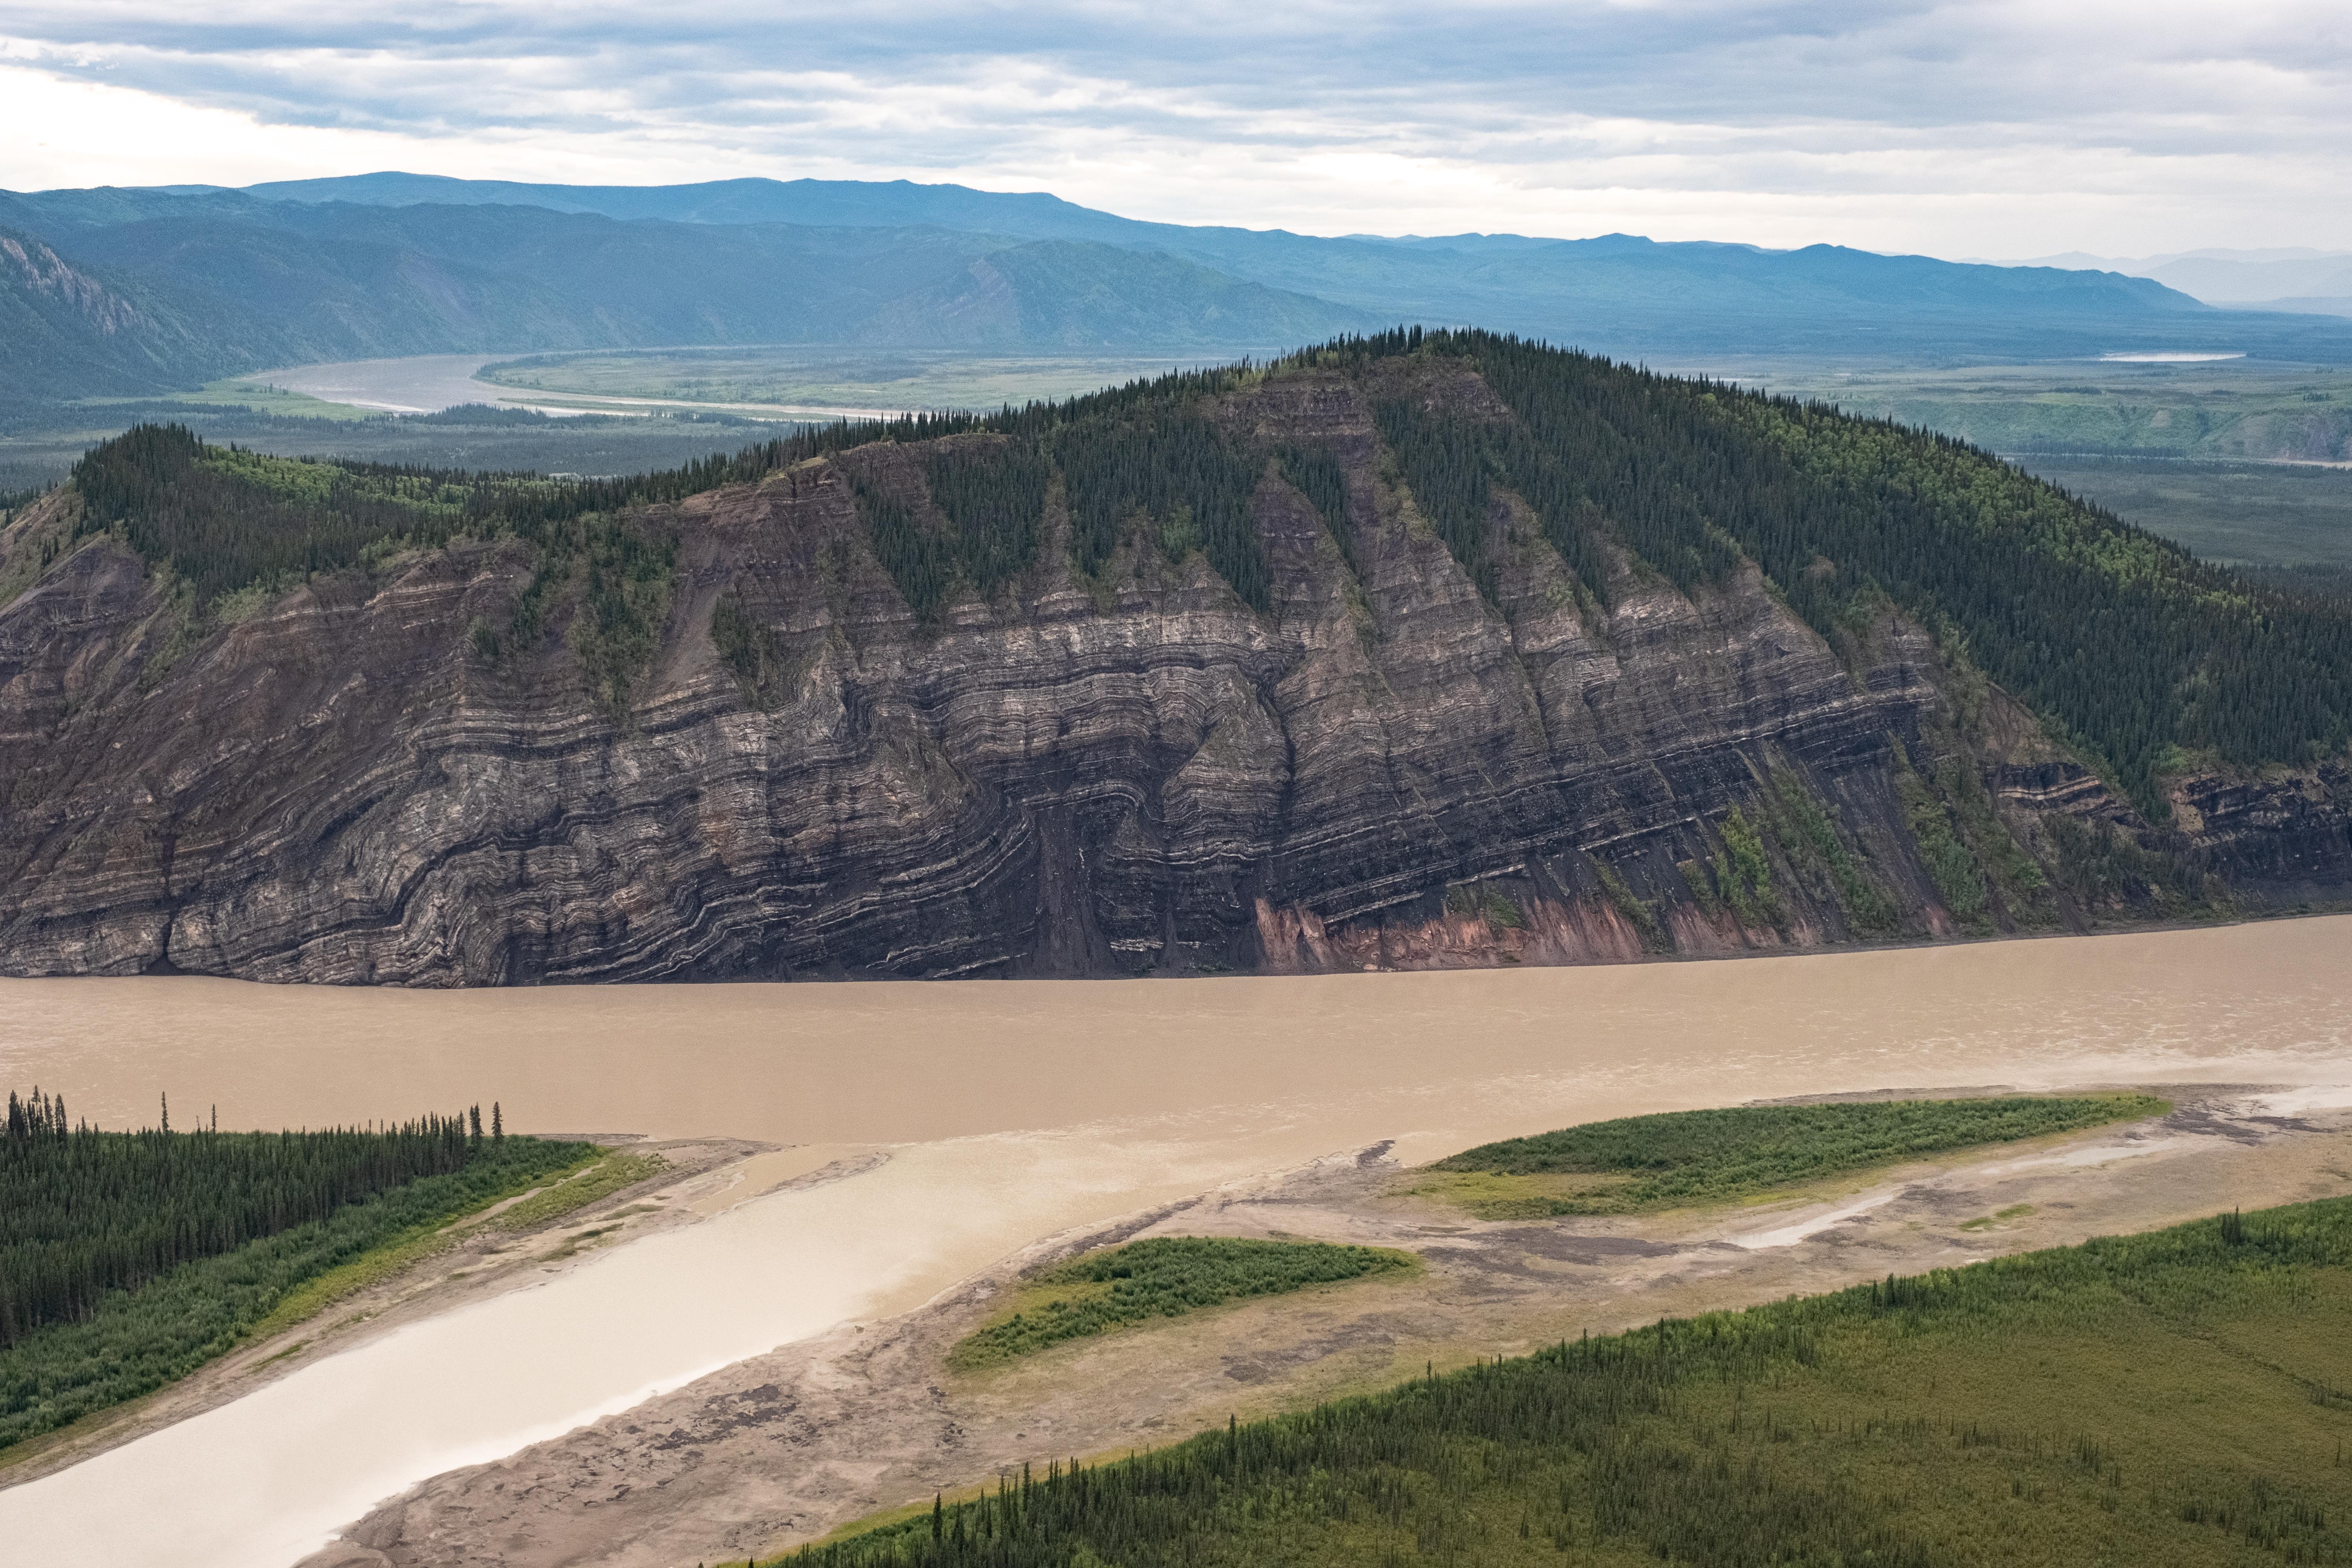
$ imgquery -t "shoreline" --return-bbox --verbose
[310,1082,2352,1568]
[3,900,2347,993]
[4,914,2349,1566]
[0,1136,770,1494]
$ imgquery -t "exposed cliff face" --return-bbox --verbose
[0,362,2344,985]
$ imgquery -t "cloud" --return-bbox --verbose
[2,2,2348,256]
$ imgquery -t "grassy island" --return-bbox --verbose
[1408,1094,2169,1218]
[951,1237,1415,1370]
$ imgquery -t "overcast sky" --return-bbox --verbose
[2,1,2346,258]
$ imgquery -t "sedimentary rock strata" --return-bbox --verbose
[0,366,2340,984]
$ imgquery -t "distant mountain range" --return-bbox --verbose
[0,186,1377,400]
[2000,247,2352,319]
[7,172,2352,405]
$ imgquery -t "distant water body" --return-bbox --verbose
[1,918,2348,1565]
[256,354,571,415]
[258,352,908,420]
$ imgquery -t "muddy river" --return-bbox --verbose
[259,353,907,420]
[2,919,2348,1564]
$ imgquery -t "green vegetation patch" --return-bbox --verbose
[1376,399,1501,602]
[1444,882,1525,928]
[475,347,1205,414]
[1706,804,1785,928]
[555,508,679,715]
[2019,456,2352,570]
[712,590,792,706]
[485,1149,664,1233]
[918,439,1050,601]
[2045,811,2229,920]
[72,424,509,605]
[1762,769,1901,935]
[0,1098,595,1453]
[172,378,377,421]
[849,436,1051,622]
[1588,858,1666,951]
[1422,1094,2167,1216]
[1893,741,1993,929]
[952,1237,1414,1369]
[1275,444,1353,573]
[799,1194,2352,1568]
[1055,409,1270,612]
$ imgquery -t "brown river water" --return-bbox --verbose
[2,918,2349,1564]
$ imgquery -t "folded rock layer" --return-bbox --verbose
[0,354,2343,984]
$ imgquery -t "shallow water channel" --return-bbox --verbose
[2,918,2349,1564]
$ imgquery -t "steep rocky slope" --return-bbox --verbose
[0,226,230,399]
[0,340,2345,984]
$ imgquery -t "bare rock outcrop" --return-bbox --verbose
[0,370,2341,984]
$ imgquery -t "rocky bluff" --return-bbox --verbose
[0,340,2345,983]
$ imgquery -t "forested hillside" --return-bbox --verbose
[69,330,2350,801]
[1457,336,2352,801]
[0,225,235,399]
[0,189,1377,397]
[5,331,2348,984]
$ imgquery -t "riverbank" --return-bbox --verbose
[0,1135,761,1491]
[312,1083,2352,1567]
[2,916,2349,1566]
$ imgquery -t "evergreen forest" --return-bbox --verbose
[0,1094,592,1449]
[0,1092,514,1345]
[51,329,2352,809]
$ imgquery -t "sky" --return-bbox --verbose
[1,1,2347,259]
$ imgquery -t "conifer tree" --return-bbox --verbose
[1,1092,521,1345]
